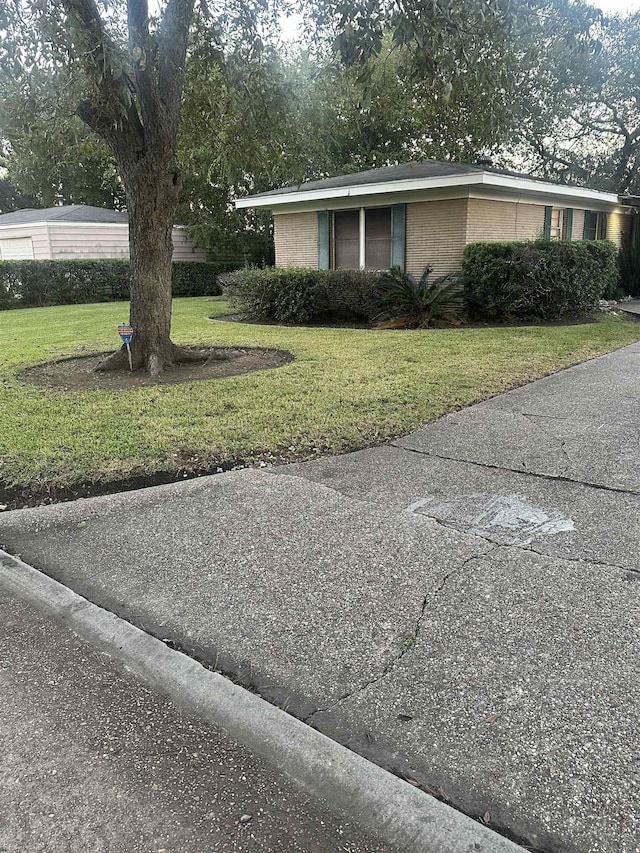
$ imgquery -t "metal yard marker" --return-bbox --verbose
[117,324,134,371]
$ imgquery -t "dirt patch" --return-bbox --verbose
[18,346,293,392]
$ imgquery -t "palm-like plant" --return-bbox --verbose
[374,266,465,328]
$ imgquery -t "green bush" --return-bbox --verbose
[0,259,232,310]
[374,266,465,328]
[462,239,618,321]
[224,267,383,324]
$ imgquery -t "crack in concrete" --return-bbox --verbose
[519,412,573,479]
[393,443,640,497]
[305,551,493,723]
[409,512,640,578]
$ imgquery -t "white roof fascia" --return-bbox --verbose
[235,174,477,208]
[0,222,51,233]
[467,187,629,214]
[45,221,129,228]
[0,221,188,231]
[235,171,621,210]
[268,186,472,215]
[0,221,129,231]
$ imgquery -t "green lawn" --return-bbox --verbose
[1,296,639,497]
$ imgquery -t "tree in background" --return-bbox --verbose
[2,0,637,310]
[504,3,640,194]
[0,67,124,209]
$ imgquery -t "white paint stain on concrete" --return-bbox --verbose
[407,493,575,546]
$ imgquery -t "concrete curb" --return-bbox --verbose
[0,549,525,853]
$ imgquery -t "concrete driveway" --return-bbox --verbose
[2,341,639,853]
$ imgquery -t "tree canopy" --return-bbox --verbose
[1,0,638,283]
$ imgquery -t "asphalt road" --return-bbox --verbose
[0,587,396,853]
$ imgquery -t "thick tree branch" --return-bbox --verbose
[59,0,144,154]
[157,0,195,127]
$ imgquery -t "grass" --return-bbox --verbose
[1,296,639,499]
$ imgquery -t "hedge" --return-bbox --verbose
[462,239,619,321]
[222,267,384,323]
[0,259,237,309]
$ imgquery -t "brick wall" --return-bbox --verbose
[273,212,318,268]
[466,198,545,243]
[607,212,630,248]
[405,199,468,278]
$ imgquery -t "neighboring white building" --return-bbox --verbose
[0,205,206,261]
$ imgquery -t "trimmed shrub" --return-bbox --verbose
[224,267,383,324]
[0,259,232,310]
[462,239,618,321]
[171,261,233,297]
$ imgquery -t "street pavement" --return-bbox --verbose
[0,588,396,853]
[2,341,640,853]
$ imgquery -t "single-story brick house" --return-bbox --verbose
[235,160,639,277]
[0,205,206,262]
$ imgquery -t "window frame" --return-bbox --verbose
[331,205,393,271]
[549,207,565,241]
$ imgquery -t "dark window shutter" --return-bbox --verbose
[390,203,406,270]
[583,211,593,240]
[543,206,552,239]
[565,208,573,240]
[317,210,330,269]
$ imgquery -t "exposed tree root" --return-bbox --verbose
[94,347,141,373]
[94,343,211,375]
[172,345,210,364]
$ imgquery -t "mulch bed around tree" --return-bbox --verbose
[18,346,293,392]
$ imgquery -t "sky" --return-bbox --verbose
[589,0,639,11]
[279,0,639,43]
[590,0,640,10]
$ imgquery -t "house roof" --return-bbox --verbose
[235,159,622,210]
[0,205,129,226]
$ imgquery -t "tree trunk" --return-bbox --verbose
[97,162,181,375]
[127,168,176,374]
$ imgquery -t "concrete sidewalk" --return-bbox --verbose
[2,342,640,853]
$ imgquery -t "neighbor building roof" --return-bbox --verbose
[0,205,129,226]
[235,159,621,209]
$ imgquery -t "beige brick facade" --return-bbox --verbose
[272,199,630,277]
[466,199,545,243]
[607,212,630,248]
[274,212,318,268]
[405,199,468,278]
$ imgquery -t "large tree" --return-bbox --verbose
[2,0,200,374]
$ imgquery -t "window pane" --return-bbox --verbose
[334,210,360,269]
[365,208,391,269]
[550,208,563,241]
[596,213,608,240]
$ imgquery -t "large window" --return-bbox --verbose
[334,210,360,269]
[364,208,391,269]
[333,207,392,269]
